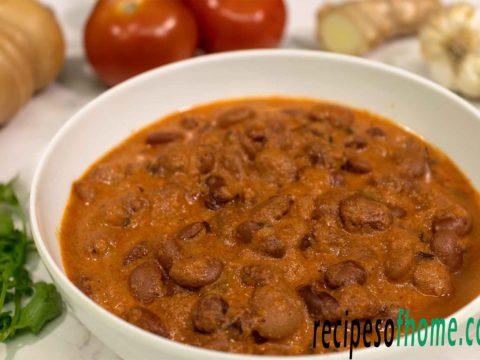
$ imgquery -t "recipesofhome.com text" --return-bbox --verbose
[312,309,480,358]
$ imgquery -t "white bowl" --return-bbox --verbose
[31,50,480,360]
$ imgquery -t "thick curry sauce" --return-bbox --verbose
[60,98,480,355]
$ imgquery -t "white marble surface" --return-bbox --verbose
[0,0,479,359]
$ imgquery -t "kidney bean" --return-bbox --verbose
[298,233,315,251]
[309,104,354,128]
[241,264,274,286]
[384,229,416,281]
[73,274,94,297]
[176,221,209,241]
[252,227,286,259]
[153,186,189,217]
[366,127,386,137]
[197,149,215,174]
[192,294,229,334]
[145,131,183,145]
[101,193,149,228]
[413,260,453,296]
[128,261,165,303]
[225,317,247,340]
[169,256,223,288]
[236,221,263,243]
[157,150,191,175]
[252,194,293,224]
[145,158,163,176]
[252,331,268,345]
[418,232,430,244]
[84,236,116,259]
[98,199,131,227]
[89,163,126,185]
[330,171,346,187]
[251,286,303,340]
[430,230,463,272]
[204,175,236,210]
[185,191,202,205]
[338,285,379,319]
[398,141,429,178]
[416,252,435,260]
[124,195,149,216]
[345,136,368,150]
[311,197,338,221]
[433,217,472,237]
[156,237,180,271]
[343,157,372,174]
[307,143,332,168]
[390,206,407,218]
[325,260,367,289]
[204,195,226,211]
[433,206,472,236]
[180,116,199,130]
[203,190,233,211]
[239,136,258,161]
[370,174,414,193]
[217,107,255,128]
[246,125,266,142]
[405,157,428,178]
[339,194,393,233]
[258,237,286,258]
[378,303,401,322]
[73,180,96,203]
[298,286,340,321]
[126,307,166,337]
[255,149,298,184]
[123,242,149,266]
[219,148,245,176]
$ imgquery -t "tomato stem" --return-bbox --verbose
[122,1,138,15]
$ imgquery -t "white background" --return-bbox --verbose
[0,0,479,359]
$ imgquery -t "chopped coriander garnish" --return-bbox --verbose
[0,180,62,342]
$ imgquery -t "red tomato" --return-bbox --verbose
[85,0,198,86]
[184,0,286,53]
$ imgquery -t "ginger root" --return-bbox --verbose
[316,0,442,56]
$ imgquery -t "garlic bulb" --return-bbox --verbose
[420,3,480,98]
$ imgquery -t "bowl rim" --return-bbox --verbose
[30,49,480,360]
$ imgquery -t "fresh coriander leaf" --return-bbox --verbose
[0,312,11,332]
[0,184,19,206]
[0,215,14,238]
[13,268,33,296]
[0,181,63,342]
[14,282,63,334]
[3,292,13,304]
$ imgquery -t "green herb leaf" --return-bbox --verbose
[0,183,19,206]
[14,282,63,334]
[0,312,12,332]
[0,216,14,238]
[0,181,62,342]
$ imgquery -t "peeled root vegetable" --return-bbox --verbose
[316,0,441,56]
[420,3,480,99]
[0,0,65,126]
